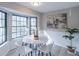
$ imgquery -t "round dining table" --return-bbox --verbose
[22,35,48,50]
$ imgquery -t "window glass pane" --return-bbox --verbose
[31,30,35,34]
[25,27,28,31]
[0,36,2,44]
[24,22,26,26]
[12,27,16,32]
[0,20,2,27]
[31,27,36,30]
[17,16,20,21]
[2,35,5,42]
[17,21,20,26]
[12,21,16,26]
[2,28,5,35]
[24,18,27,22]
[0,11,6,45]
[21,32,24,36]
[21,27,24,32]
[25,31,28,35]
[12,16,16,20]
[23,32,26,35]
[0,12,1,19]
[0,28,3,36]
[21,22,24,26]
[23,22,25,26]
[1,13,5,20]
[12,33,16,38]
[17,27,20,32]
[30,17,37,35]
[31,18,36,21]
[2,20,5,27]
[21,17,24,22]
[31,21,36,26]
[17,32,21,37]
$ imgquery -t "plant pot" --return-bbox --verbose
[67,46,76,53]
[34,35,39,40]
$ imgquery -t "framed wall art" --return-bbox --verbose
[47,13,68,29]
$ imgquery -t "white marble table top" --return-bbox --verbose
[23,35,48,44]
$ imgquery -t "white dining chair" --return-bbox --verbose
[6,37,33,56]
[51,44,63,56]
[18,46,32,56]
[15,38,33,56]
[37,42,54,56]
[6,41,18,56]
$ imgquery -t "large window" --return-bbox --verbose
[0,11,7,45]
[12,15,37,39]
[29,17,37,35]
[12,15,28,39]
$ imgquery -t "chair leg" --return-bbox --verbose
[49,52,51,56]
[30,44,31,48]
[41,52,44,56]
[18,53,20,56]
[27,53,29,56]
[38,50,40,56]
[31,51,32,56]
[46,53,48,56]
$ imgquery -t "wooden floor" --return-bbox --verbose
[6,44,77,56]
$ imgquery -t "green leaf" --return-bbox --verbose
[63,35,69,39]
[63,35,74,40]
[63,27,79,40]
[65,28,79,34]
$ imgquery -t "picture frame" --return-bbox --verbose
[47,13,68,29]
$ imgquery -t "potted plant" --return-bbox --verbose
[63,28,79,53]
[33,29,39,40]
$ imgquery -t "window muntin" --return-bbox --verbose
[12,15,28,39]
[29,17,37,35]
[0,11,7,45]
[12,15,37,39]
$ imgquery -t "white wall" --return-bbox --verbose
[0,2,42,55]
[42,6,79,52]
[70,7,79,28]
[70,6,79,52]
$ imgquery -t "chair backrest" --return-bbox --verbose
[47,42,54,46]
[16,37,23,46]
[47,42,54,50]
[51,44,62,56]
[9,39,18,51]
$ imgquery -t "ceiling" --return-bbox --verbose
[17,2,79,13]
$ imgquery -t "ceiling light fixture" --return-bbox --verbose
[31,2,42,6]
